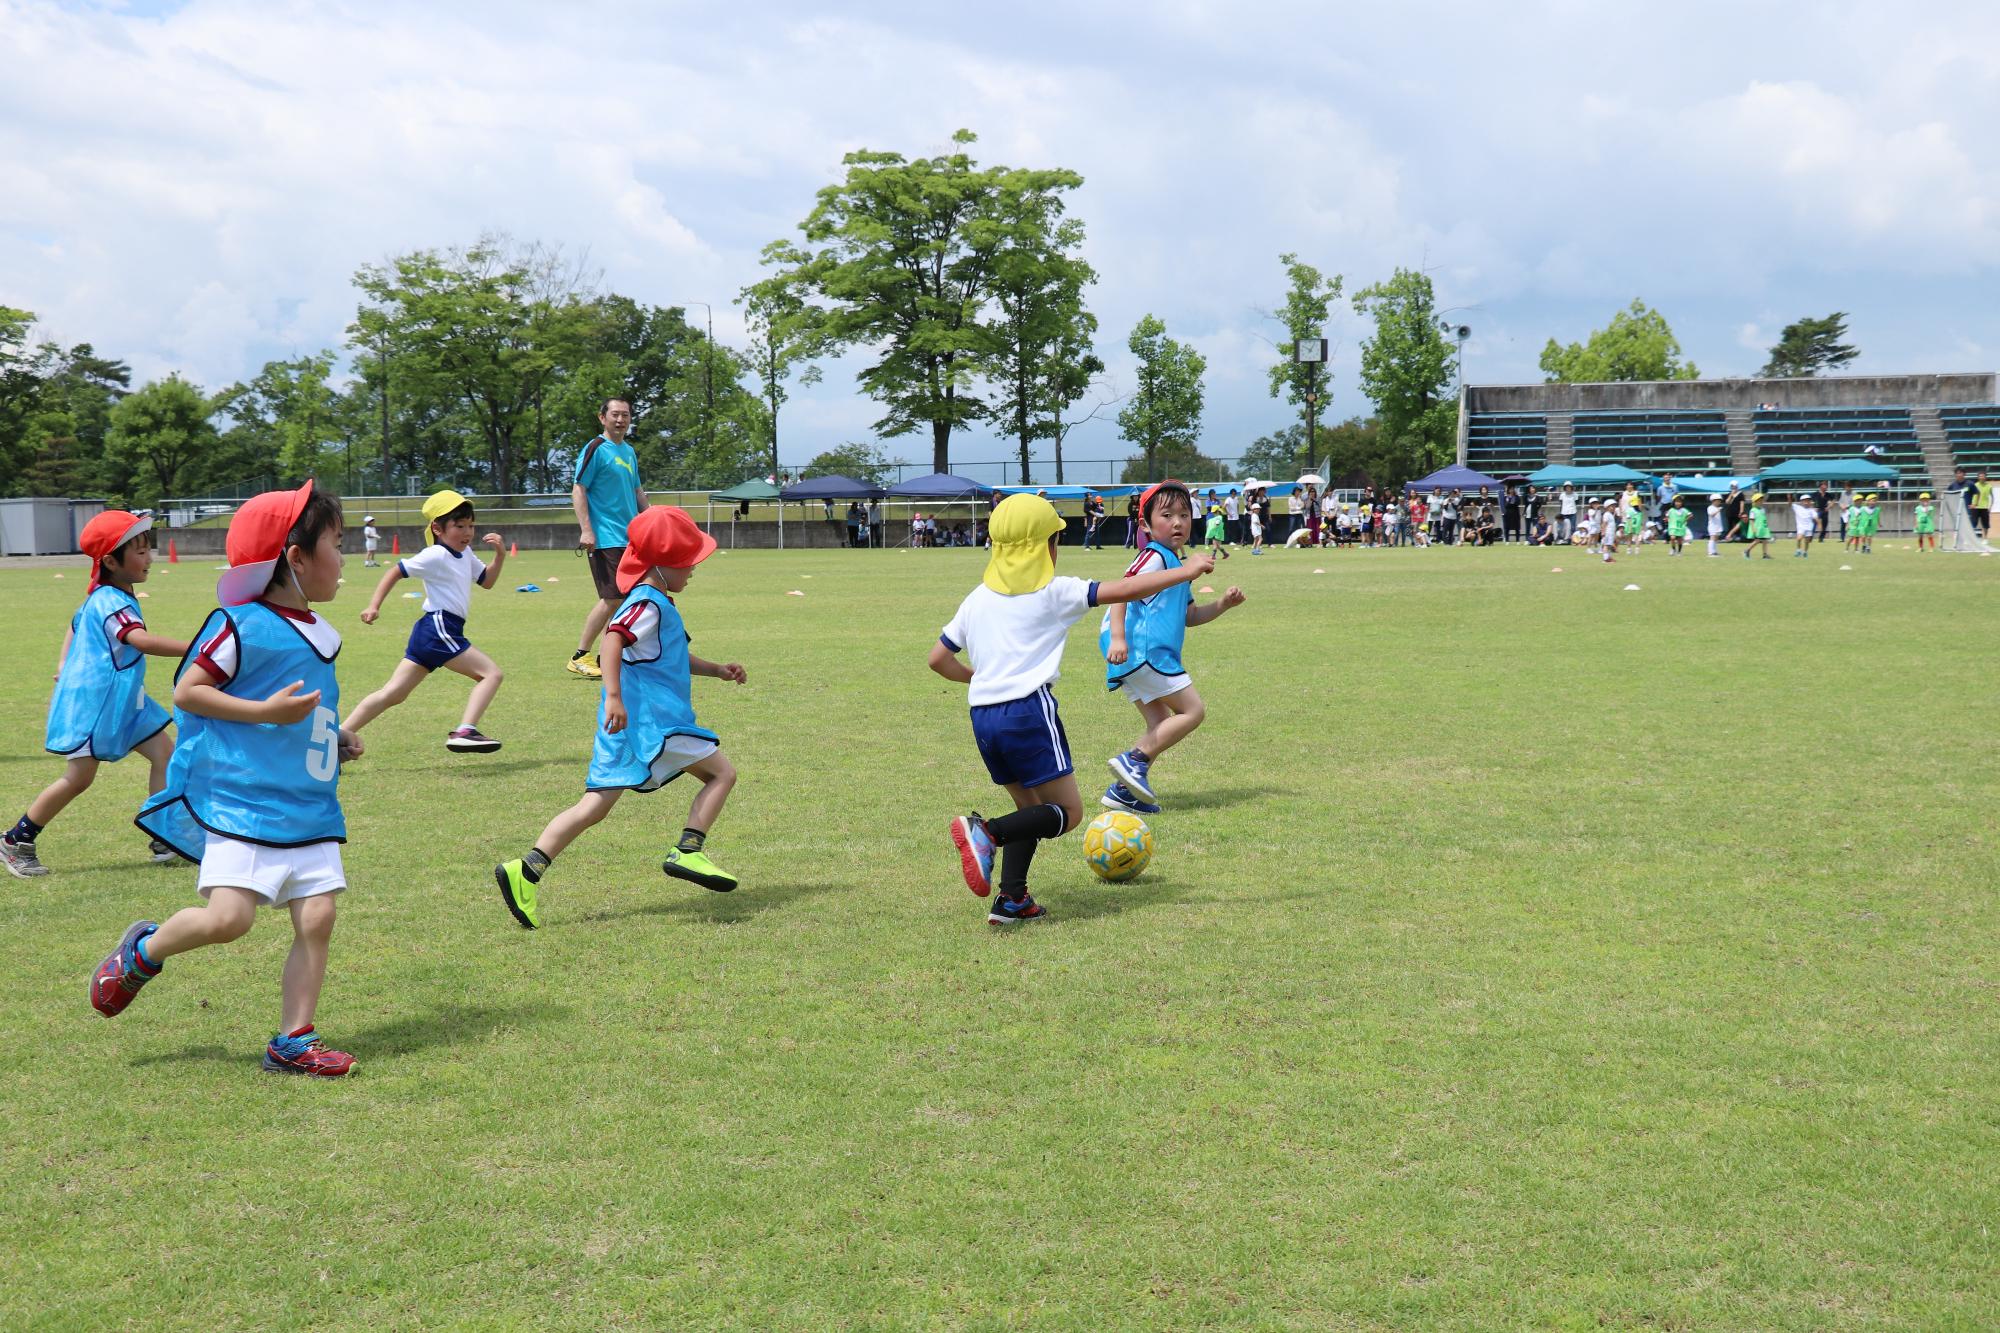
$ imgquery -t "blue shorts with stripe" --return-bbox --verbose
[969,685,1073,789]
[405,610,473,670]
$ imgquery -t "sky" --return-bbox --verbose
[4,0,1998,482]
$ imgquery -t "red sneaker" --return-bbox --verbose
[90,920,161,1017]
[261,1027,355,1077]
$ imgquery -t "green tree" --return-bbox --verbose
[801,441,900,487]
[770,129,1084,472]
[739,243,824,476]
[986,174,1097,484]
[349,234,599,493]
[1266,253,1344,430]
[1117,437,1224,484]
[219,352,341,483]
[1116,314,1206,480]
[1036,324,1108,486]
[104,375,219,502]
[1540,299,1699,383]
[1241,417,1398,488]
[1759,312,1858,379]
[1353,268,1458,474]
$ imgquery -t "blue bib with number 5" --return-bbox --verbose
[139,602,344,861]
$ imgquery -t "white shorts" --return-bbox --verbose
[640,735,720,792]
[197,835,346,906]
[1117,664,1194,705]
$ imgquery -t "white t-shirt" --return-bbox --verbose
[363,524,380,549]
[399,543,489,620]
[1792,503,1817,532]
[941,575,1099,707]
[1559,491,1577,515]
[1707,503,1724,532]
[1223,495,1238,520]
[1287,493,1302,515]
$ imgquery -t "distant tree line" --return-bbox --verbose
[0,127,1865,504]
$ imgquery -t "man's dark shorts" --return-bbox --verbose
[588,546,626,600]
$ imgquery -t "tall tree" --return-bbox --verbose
[219,352,341,483]
[1117,314,1206,480]
[739,243,824,476]
[1540,299,1699,383]
[349,235,599,493]
[986,174,1097,484]
[1760,312,1859,379]
[1038,332,1111,486]
[1266,253,1344,431]
[1353,268,1458,475]
[104,375,219,502]
[801,441,899,486]
[770,129,1083,472]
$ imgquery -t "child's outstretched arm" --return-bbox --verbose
[689,654,747,684]
[927,639,974,684]
[479,533,505,586]
[1097,552,1213,606]
[1187,587,1246,627]
[357,562,405,625]
[126,626,191,658]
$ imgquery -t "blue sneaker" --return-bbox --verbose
[988,894,1048,925]
[1107,749,1155,801]
[950,813,996,898]
[1102,782,1161,816]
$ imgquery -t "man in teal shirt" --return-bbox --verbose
[567,397,650,678]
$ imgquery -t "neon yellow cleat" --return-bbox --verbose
[494,860,539,929]
[662,848,737,893]
[565,651,601,679]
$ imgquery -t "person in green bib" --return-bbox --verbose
[1743,493,1773,559]
[1915,492,1937,552]
[1664,497,1690,556]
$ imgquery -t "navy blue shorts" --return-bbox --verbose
[405,610,473,670]
[969,686,1072,789]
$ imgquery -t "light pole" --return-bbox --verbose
[672,301,716,468]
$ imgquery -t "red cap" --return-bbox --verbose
[617,506,716,593]
[79,510,154,591]
[1137,477,1191,526]
[216,480,316,606]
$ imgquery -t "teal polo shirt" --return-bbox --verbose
[575,436,642,549]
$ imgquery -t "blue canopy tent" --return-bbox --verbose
[1756,457,1899,483]
[1405,463,1506,494]
[779,475,886,550]
[1662,474,1761,495]
[884,473,993,548]
[1526,463,1658,488]
[992,484,1142,498]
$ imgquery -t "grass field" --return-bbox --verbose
[3,538,1995,1330]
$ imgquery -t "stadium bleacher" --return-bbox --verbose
[1463,412,1547,476]
[1937,405,2000,475]
[1752,407,1925,476]
[1569,410,1731,475]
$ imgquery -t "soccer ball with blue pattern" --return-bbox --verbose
[1083,810,1153,882]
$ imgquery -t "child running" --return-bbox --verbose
[1597,501,1619,563]
[1664,496,1690,556]
[1915,492,1937,551]
[102,482,363,1077]
[1706,496,1724,557]
[1744,492,1774,559]
[343,489,507,753]
[1791,493,1818,557]
[1859,493,1879,554]
[933,494,1211,925]
[494,507,743,929]
[1102,480,1246,815]
[2,511,188,877]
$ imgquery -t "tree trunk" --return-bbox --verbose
[932,418,951,475]
[1016,367,1032,486]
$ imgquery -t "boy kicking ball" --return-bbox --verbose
[343,489,507,753]
[931,494,1210,925]
[1102,480,1245,815]
[494,507,744,929]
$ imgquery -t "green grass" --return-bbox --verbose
[2,539,1995,1330]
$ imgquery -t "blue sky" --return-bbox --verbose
[4,0,1997,478]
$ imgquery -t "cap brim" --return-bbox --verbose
[217,557,280,606]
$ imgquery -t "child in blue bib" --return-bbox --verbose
[1,511,187,879]
[1100,480,1246,815]
[494,506,747,930]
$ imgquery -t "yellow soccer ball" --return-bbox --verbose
[1083,809,1154,882]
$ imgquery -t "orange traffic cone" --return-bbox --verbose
[391,533,400,556]
[509,540,518,556]
[167,538,178,563]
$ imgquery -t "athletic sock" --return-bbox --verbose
[522,848,552,883]
[677,828,707,854]
[986,803,1066,846]
[132,929,161,976]
[571,648,589,661]
[7,815,42,844]
[997,838,1038,900]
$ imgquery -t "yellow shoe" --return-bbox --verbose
[565,651,601,679]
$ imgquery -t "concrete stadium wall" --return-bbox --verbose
[1466,372,1997,414]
